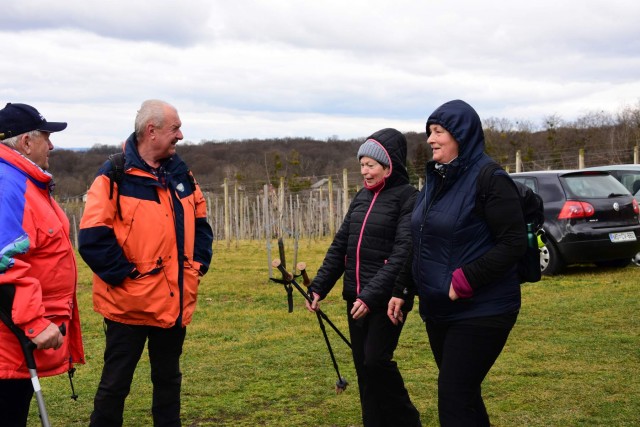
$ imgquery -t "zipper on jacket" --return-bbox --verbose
[355,184,384,295]
[418,174,446,286]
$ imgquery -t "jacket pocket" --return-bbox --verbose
[181,259,201,324]
[123,257,169,293]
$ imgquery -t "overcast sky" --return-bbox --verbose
[1,0,639,149]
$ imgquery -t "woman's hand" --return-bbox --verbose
[449,283,459,301]
[305,292,321,312]
[387,297,405,325]
[350,299,370,320]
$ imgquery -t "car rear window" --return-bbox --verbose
[562,174,630,198]
[617,173,640,194]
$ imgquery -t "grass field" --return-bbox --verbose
[28,238,639,426]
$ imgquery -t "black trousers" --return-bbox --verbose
[90,319,187,427]
[0,378,33,427]
[347,303,422,427]
[426,316,516,427]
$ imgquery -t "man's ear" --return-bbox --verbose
[147,122,157,140]
[18,134,31,155]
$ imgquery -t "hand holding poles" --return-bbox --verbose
[0,286,67,427]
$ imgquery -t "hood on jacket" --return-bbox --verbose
[426,100,485,169]
[361,128,410,188]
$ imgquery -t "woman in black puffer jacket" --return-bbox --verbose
[306,128,421,427]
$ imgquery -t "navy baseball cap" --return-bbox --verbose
[0,103,67,140]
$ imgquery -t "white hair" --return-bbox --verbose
[1,130,41,148]
[134,100,176,139]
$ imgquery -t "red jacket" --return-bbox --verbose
[0,144,85,379]
[78,135,213,327]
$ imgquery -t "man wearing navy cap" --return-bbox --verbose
[0,103,68,170]
[0,103,84,426]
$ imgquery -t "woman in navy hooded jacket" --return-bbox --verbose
[306,128,422,427]
[388,100,526,426]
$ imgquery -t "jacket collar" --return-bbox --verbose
[123,132,188,176]
[0,143,52,190]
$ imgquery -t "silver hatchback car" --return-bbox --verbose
[582,164,640,265]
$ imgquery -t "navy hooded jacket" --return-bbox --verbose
[412,100,526,323]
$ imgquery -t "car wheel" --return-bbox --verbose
[595,259,631,268]
[632,252,640,267]
[540,241,564,276]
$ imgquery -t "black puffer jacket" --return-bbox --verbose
[309,128,417,311]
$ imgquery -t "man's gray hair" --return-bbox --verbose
[1,130,41,148]
[134,100,175,139]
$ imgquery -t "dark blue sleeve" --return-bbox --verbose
[78,226,135,286]
[193,218,213,275]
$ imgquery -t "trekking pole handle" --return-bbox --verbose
[26,322,66,347]
[23,322,66,367]
[272,259,352,349]
[272,258,292,280]
[272,259,313,304]
[296,262,311,287]
[278,238,287,270]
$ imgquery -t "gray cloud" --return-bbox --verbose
[1,0,639,148]
[3,0,212,45]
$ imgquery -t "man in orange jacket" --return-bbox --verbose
[79,99,213,427]
[0,103,85,427]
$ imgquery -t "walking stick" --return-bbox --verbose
[297,262,349,393]
[0,286,65,427]
[271,259,351,349]
[270,259,350,393]
[277,238,294,313]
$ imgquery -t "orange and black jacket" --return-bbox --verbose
[78,133,214,328]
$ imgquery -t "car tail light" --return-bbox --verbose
[558,201,595,219]
[634,199,639,215]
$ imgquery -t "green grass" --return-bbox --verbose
[29,239,639,426]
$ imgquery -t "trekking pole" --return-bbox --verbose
[314,306,349,393]
[269,258,351,393]
[0,287,66,427]
[277,238,294,313]
[297,262,349,393]
[271,259,351,348]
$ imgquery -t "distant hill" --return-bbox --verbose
[49,111,640,200]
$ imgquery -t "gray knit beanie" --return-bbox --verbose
[357,139,389,166]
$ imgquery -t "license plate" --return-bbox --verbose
[609,231,637,243]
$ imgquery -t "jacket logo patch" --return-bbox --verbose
[176,183,185,193]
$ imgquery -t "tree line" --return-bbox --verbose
[50,104,640,201]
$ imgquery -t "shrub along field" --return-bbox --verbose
[29,239,639,426]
